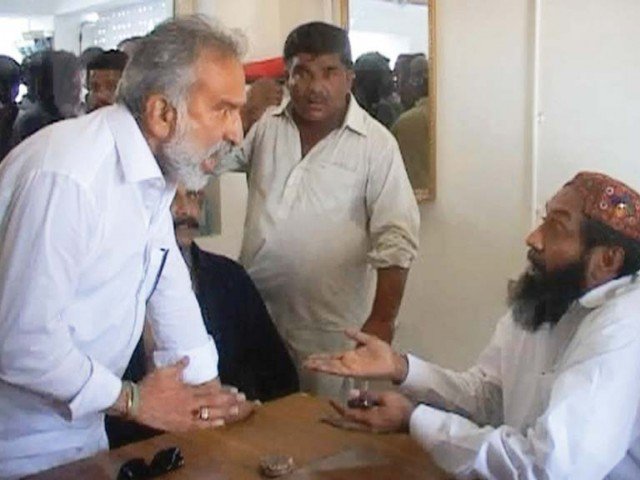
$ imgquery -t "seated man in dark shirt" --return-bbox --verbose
[107,184,298,448]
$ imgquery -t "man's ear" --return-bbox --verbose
[142,94,177,143]
[585,245,625,288]
[345,69,355,90]
[603,245,626,275]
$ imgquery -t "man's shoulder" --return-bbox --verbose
[241,106,287,147]
[591,277,640,320]
[9,110,116,187]
[576,276,640,347]
[355,105,401,151]
[394,103,426,128]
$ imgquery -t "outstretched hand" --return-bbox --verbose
[304,329,407,382]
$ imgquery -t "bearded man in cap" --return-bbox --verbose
[306,171,640,479]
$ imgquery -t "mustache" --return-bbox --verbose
[174,217,199,229]
[306,94,328,104]
[527,249,544,272]
[207,140,233,158]
[204,140,234,164]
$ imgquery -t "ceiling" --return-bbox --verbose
[0,0,148,17]
[379,0,428,5]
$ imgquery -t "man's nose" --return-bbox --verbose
[224,111,244,146]
[171,200,187,217]
[525,225,543,252]
[307,75,326,94]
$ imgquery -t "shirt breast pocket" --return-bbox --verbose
[141,246,169,302]
[309,162,362,212]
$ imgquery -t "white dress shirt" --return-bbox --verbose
[401,274,640,479]
[217,97,419,395]
[0,105,218,479]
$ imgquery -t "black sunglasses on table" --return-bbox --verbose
[117,447,184,479]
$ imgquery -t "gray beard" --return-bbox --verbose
[158,116,231,191]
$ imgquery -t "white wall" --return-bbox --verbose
[278,0,333,45]
[195,0,334,61]
[349,0,428,64]
[395,0,640,368]
[195,0,532,369]
[0,16,53,61]
[0,0,158,17]
[195,0,282,61]
[51,1,172,53]
[0,0,57,16]
[535,0,640,205]
[394,0,532,368]
[195,0,640,370]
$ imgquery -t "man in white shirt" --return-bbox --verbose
[306,172,640,479]
[216,22,420,397]
[0,16,253,478]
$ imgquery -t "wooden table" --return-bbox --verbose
[29,393,449,479]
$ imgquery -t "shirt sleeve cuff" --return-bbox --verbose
[401,353,434,392]
[153,335,219,385]
[409,404,450,450]
[367,247,416,269]
[67,358,122,421]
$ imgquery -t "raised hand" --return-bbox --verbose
[130,357,252,432]
[241,78,284,132]
[329,390,416,433]
[304,329,408,382]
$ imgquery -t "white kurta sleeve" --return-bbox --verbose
[145,209,218,385]
[0,171,122,420]
[401,315,507,427]
[365,133,420,269]
[405,309,640,479]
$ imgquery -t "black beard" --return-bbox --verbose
[508,257,586,332]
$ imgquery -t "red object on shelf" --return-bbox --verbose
[244,57,286,82]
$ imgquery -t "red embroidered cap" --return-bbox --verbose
[567,171,640,241]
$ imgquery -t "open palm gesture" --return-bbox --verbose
[304,329,405,381]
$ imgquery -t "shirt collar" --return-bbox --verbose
[104,104,164,184]
[579,273,640,309]
[272,94,368,137]
[271,100,288,117]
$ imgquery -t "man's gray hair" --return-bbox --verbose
[117,15,246,123]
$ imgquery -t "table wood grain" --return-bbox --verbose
[28,393,449,479]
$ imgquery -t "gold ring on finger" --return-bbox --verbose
[199,406,211,421]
